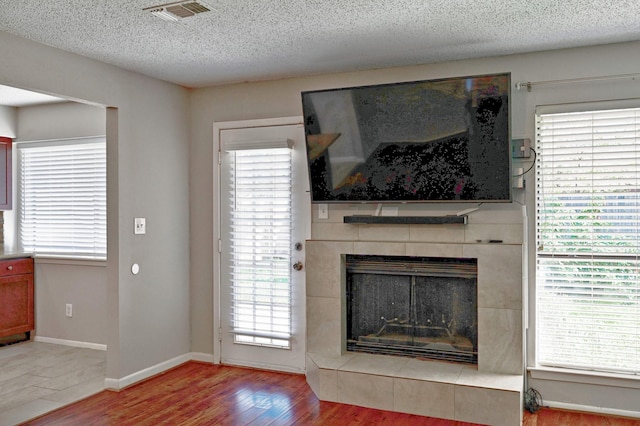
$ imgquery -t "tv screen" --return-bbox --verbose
[301,73,512,203]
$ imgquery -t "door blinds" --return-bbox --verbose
[223,140,293,349]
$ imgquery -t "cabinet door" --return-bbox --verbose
[0,137,11,210]
[0,273,34,338]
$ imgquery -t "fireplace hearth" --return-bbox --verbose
[346,254,478,364]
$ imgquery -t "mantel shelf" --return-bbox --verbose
[343,215,467,225]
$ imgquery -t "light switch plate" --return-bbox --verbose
[318,204,329,220]
[134,217,146,234]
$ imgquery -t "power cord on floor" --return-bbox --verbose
[524,387,544,413]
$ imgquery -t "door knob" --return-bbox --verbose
[293,261,304,271]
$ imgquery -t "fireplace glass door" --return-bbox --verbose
[346,255,478,364]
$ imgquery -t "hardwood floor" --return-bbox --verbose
[22,362,639,425]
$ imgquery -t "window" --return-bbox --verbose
[17,137,106,259]
[536,104,640,374]
[224,143,293,349]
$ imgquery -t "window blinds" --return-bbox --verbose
[536,106,640,374]
[17,138,107,258]
[225,145,293,349]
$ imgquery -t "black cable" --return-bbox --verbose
[513,147,537,177]
[524,387,544,413]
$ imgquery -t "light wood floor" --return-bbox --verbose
[0,341,105,426]
[20,361,640,426]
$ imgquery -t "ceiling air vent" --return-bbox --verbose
[144,1,212,22]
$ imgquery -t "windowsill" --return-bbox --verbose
[34,255,107,267]
[528,365,640,389]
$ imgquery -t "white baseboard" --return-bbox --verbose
[34,336,107,351]
[220,357,305,374]
[546,400,640,419]
[105,352,216,390]
[191,352,216,363]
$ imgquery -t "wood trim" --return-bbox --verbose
[0,136,11,210]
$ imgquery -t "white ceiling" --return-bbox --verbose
[0,0,639,89]
[0,85,66,107]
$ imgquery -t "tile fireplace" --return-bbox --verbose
[305,229,524,425]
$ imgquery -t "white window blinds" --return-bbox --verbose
[224,142,293,349]
[17,137,107,259]
[536,105,640,374]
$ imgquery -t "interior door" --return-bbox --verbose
[218,120,309,373]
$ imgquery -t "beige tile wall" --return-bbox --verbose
[306,239,523,374]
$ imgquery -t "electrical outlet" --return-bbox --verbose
[512,138,531,158]
[66,303,73,317]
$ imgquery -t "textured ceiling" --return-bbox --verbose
[0,0,639,88]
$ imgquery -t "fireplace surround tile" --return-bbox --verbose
[396,358,464,383]
[357,224,411,241]
[457,366,522,390]
[464,223,524,244]
[311,222,359,241]
[306,355,339,402]
[454,385,522,425]
[306,241,353,298]
[405,242,463,258]
[339,353,408,377]
[409,224,466,243]
[337,371,396,411]
[353,241,406,256]
[477,307,523,375]
[307,296,342,357]
[394,378,456,419]
[463,244,523,310]
[306,352,355,370]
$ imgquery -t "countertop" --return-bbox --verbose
[0,250,35,260]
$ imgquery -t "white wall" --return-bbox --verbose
[16,101,105,141]
[0,31,191,381]
[33,260,108,345]
[10,102,108,345]
[190,40,640,414]
[0,105,16,137]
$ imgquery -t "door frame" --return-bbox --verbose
[212,116,305,366]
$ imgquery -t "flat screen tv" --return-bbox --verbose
[301,73,511,203]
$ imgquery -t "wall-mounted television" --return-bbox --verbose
[301,73,512,203]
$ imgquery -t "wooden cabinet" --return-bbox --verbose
[0,257,34,338]
[0,136,12,210]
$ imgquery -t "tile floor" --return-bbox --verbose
[0,341,106,426]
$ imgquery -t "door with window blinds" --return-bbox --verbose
[535,104,640,374]
[218,122,309,373]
